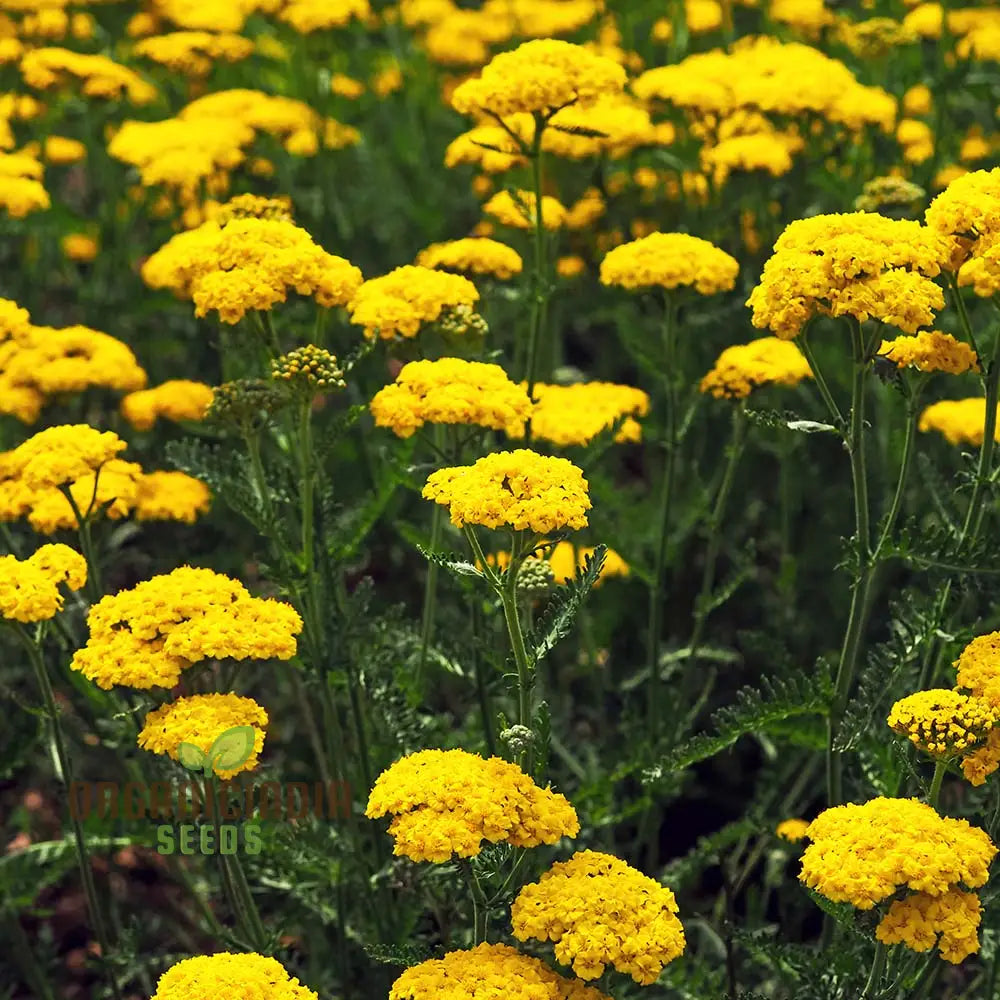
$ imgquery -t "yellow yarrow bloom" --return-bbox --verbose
[876,887,982,964]
[0,297,30,342]
[278,0,371,32]
[365,748,579,862]
[878,331,978,374]
[888,689,997,758]
[133,31,255,76]
[700,337,813,398]
[450,38,626,118]
[138,693,268,778]
[776,818,810,842]
[509,381,650,446]
[511,850,685,984]
[348,265,479,340]
[43,135,85,164]
[926,168,1000,268]
[600,232,739,295]
[370,357,531,438]
[25,458,144,534]
[70,566,303,690]
[903,83,932,116]
[483,189,566,230]
[799,797,996,909]
[0,544,86,622]
[134,471,211,523]
[415,237,523,279]
[3,424,125,489]
[389,943,611,1000]
[121,380,214,430]
[151,953,317,1000]
[60,234,98,261]
[0,150,48,217]
[20,47,157,104]
[423,449,591,533]
[918,398,1000,446]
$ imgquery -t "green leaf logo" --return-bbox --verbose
[177,726,256,777]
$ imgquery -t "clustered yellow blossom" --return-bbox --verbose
[20,47,157,104]
[348,265,479,339]
[483,190,567,230]
[138,693,268,778]
[61,234,98,261]
[876,888,983,964]
[142,213,362,324]
[1,423,125,489]
[836,15,918,59]
[700,128,804,187]
[0,324,147,423]
[509,381,650,446]
[369,357,531,437]
[0,297,30,341]
[898,118,935,164]
[800,797,996,909]
[0,544,86,622]
[389,943,611,1000]
[415,238,523,279]
[278,0,371,32]
[0,149,48,217]
[70,566,303,689]
[776,818,810,842]
[877,331,979,375]
[601,231,739,295]
[450,39,626,118]
[888,689,997,758]
[511,850,685,984]
[747,212,955,338]
[151,953,318,1000]
[365,748,579,862]
[133,31,255,76]
[700,338,813,398]
[423,449,591,533]
[918,398,1000,446]
[134,471,212,523]
[952,633,1000,785]
[121,380,215,430]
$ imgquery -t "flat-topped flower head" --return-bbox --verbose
[416,237,523,280]
[926,167,1000,246]
[878,331,979,374]
[348,265,480,340]
[876,887,983,964]
[70,566,303,689]
[888,689,997,759]
[0,544,86,622]
[138,693,268,778]
[370,357,531,438]
[511,850,685,984]
[700,337,813,398]
[151,953,318,1000]
[389,943,611,1000]
[134,470,212,523]
[4,424,125,489]
[20,47,157,104]
[133,31,255,76]
[365,748,579,862]
[800,797,996,909]
[918,398,1000,446]
[450,39,626,118]
[600,232,739,294]
[748,212,955,338]
[423,449,591,532]
[776,818,810,842]
[121,380,214,430]
[484,190,566,230]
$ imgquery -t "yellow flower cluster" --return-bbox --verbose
[836,15,918,58]
[898,118,935,164]
[701,129,804,187]
[370,357,531,438]
[416,237,523,279]
[600,232,739,295]
[389,943,610,1000]
[450,39,626,118]
[0,297,30,341]
[876,887,982,964]
[1,423,124,489]
[20,47,157,103]
[700,337,813,399]
[509,381,650,446]
[776,818,810,842]
[138,693,268,778]
[142,214,363,324]
[633,37,896,133]
[423,449,591,533]
[0,544,86,622]
[955,633,1000,708]
[277,0,371,32]
[271,345,345,391]
[918,398,1000,446]
[151,953,318,1000]
[348,265,479,339]
[483,190,567,230]
[0,324,147,423]
[134,470,211,524]
[511,850,685,984]
[877,330,979,374]
[61,233,98,261]
[70,566,303,689]
[150,0,275,33]
[121,380,215,430]
[888,689,997,757]
[365,748,579,862]
[546,96,667,160]
[747,212,955,338]
[0,149,48,217]
[133,30,255,76]
[799,798,996,909]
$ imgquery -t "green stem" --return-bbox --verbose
[14,625,122,1000]
[798,329,844,429]
[523,115,548,444]
[417,424,446,688]
[6,911,56,1000]
[872,388,922,562]
[860,943,887,1000]
[459,859,489,945]
[647,296,679,731]
[61,483,102,601]
[928,760,946,809]
[470,594,497,756]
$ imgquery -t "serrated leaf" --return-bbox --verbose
[177,742,207,771]
[208,725,256,773]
